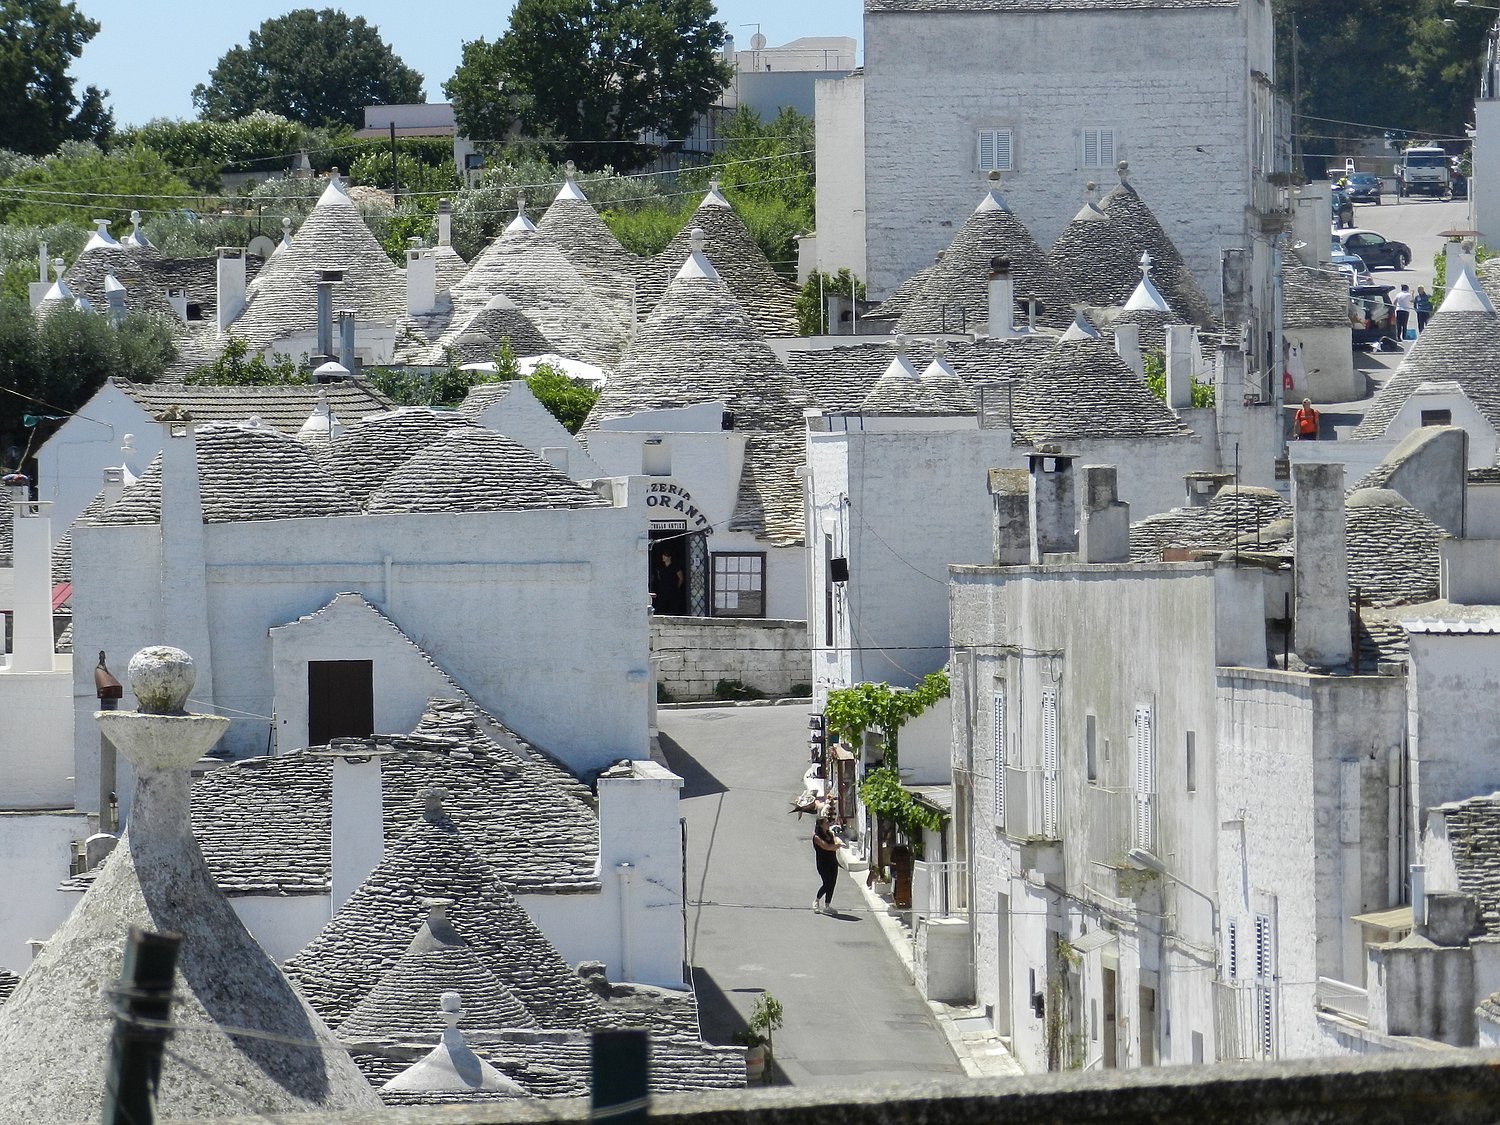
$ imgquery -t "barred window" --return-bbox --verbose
[711,552,766,617]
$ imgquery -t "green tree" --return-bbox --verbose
[796,270,866,336]
[186,336,306,386]
[121,113,309,192]
[466,0,730,170]
[710,107,814,214]
[0,143,191,229]
[192,8,425,128]
[0,0,114,156]
[525,365,599,433]
[443,38,537,153]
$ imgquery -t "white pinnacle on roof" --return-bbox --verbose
[1060,311,1101,341]
[314,359,352,381]
[922,341,961,383]
[1123,251,1171,312]
[317,171,352,207]
[38,276,91,314]
[383,992,527,1096]
[275,216,294,253]
[881,337,921,382]
[555,160,588,202]
[102,270,126,297]
[1438,264,1496,315]
[82,218,119,252]
[506,193,537,233]
[298,388,345,443]
[702,180,732,208]
[125,210,152,249]
[1072,181,1108,223]
[677,228,720,281]
[975,169,1010,214]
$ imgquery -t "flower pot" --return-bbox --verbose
[744,1043,766,1083]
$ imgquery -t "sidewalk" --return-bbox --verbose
[842,858,1024,1080]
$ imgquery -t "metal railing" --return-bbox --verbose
[1215,979,1278,1062]
[913,860,968,920]
[1003,765,1061,841]
[1316,977,1368,1024]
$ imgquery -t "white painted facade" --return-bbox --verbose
[814,72,867,282]
[0,812,93,972]
[34,380,149,544]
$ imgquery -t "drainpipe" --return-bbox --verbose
[615,861,636,982]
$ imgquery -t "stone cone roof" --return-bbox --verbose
[1064,176,1215,330]
[437,295,553,364]
[336,910,538,1039]
[232,178,406,350]
[535,178,638,279]
[0,967,17,1007]
[366,428,609,513]
[319,409,483,507]
[864,264,935,323]
[1130,486,1293,561]
[62,242,179,320]
[1008,336,1190,441]
[0,752,378,1121]
[859,350,923,412]
[639,192,799,335]
[894,189,1075,333]
[1352,308,1500,438]
[282,810,614,1032]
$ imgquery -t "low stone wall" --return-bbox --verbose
[652,616,811,702]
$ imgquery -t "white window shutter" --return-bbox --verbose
[993,689,1007,825]
[1226,920,1239,978]
[1133,704,1154,850]
[1041,689,1059,836]
[1100,129,1116,168]
[978,130,995,171]
[1083,130,1099,168]
[995,129,1012,171]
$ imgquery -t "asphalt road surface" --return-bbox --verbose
[659,703,963,1088]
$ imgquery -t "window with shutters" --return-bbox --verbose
[1226,920,1238,978]
[1254,913,1275,1057]
[992,688,1007,826]
[1082,128,1117,169]
[1133,704,1154,850]
[977,129,1014,172]
[1041,689,1059,837]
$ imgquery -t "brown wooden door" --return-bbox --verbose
[307,659,374,745]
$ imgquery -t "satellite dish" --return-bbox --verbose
[751,32,767,49]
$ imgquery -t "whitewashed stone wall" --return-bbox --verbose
[0,812,91,971]
[861,4,1273,302]
[815,72,867,282]
[652,616,811,701]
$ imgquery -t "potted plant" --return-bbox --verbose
[732,992,784,1084]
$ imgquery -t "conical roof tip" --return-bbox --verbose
[1439,265,1496,314]
[506,193,536,233]
[317,172,352,207]
[702,180,732,208]
[676,229,720,281]
[1061,312,1101,341]
[82,218,119,252]
[975,188,1010,214]
[1123,254,1171,312]
[1072,181,1107,223]
[555,161,588,202]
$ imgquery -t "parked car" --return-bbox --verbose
[1330,251,1371,286]
[1332,187,1355,228]
[1345,171,1381,204]
[1333,229,1411,271]
[1350,284,1399,350]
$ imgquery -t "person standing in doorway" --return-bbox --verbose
[1393,285,1414,339]
[1295,398,1321,441]
[812,814,842,914]
[650,546,686,616]
[1415,286,1434,333]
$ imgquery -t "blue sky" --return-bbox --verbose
[73,1,864,127]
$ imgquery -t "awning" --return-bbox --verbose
[1073,928,1118,956]
[1352,905,1413,932]
[830,745,856,761]
[51,582,71,610]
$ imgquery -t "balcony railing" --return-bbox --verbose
[1316,977,1368,1024]
[1003,765,1060,841]
[1215,979,1278,1062]
[913,859,968,921]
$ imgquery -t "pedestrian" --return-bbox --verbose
[1393,284,1414,339]
[812,814,842,914]
[1295,398,1320,441]
[1415,285,1434,332]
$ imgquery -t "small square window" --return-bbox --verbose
[1420,409,1452,427]
[711,552,765,617]
[977,129,1014,172]
[1082,128,1117,170]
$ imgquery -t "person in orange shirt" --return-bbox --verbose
[1295,398,1320,440]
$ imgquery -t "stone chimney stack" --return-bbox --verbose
[986,256,1020,339]
[6,482,53,672]
[1114,321,1143,379]
[1445,238,1476,283]
[102,270,126,325]
[215,247,246,334]
[1292,182,1332,267]
[1078,465,1130,563]
[1292,462,1352,668]
[437,199,453,247]
[314,270,343,363]
[1028,451,1077,563]
[406,245,437,316]
[330,743,384,911]
[1165,324,1196,409]
[988,468,1029,565]
[156,415,216,719]
[337,310,357,372]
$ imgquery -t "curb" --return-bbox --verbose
[658,697,814,710]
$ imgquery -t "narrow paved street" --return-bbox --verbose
[660,704,963,1087]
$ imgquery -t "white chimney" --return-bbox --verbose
[986,257,1020,338]
[437,199,453,247]
[1114,322,1143,379]
[1165,324,1195,409]
[330,747,384,910]
[1445,239,1475,283]
[216,247,246,333]
[1292,462,1352,669]
[7,489,55,673]
[406,246,437,316]
[28,246,51,309]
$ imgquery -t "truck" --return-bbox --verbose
[1397,145,1451,198]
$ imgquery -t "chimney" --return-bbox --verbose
[1445,238,1475,283]
[1221,247,1251,334]
[1183,471,1233,509]
[156,415,217,714]
[6,482,53,672]
[166,288,188,322]
[216,247,246,333]
[337,309,357,372]
[1113,322,1143,379]
[979,378,1016,431]
[102,270,126,325]
[315,270,343,362]
[437,198,453,247]
[1078,465,1130,563]
[1292,183,1332,267]
[1028,451,1077,563]
[100,465,125,510]
[406,245,437,316]
[988,468,1029,565]
[330,744,384,911]
[28,242,50,308]
[1292,462,1351,668]
[986,257,1020,339]
[1165,324,1196,409]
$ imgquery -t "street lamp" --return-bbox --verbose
[1126,847,1221,968]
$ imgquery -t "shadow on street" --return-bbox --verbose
[658,730,729,799]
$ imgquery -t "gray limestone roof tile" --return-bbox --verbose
[59,243,179,321]
[893,192,1076,333]
[193,697,600,897]
[433,296,553,365]
[1283,263,1352,330]
[861,355,975,414]
[282,809,612,1032]
[866,1,1238,11]
[1427,791,1500,936]
[0,968,16,1006]
[1129,486,1292,561]
[231,186,407,350]
[1050,180,1217,330]
[458,382,516,417]
[535,191,639,279]
[1352,309,1500,438]
[729,428,808,544]
[193,423,361,521]
[1344,489,1446,607]
[1005,335,1191,440]
[318,408,483,506]
[366,428,609,513]
[864,265,933,322]
[1084,305,1196,358]
[114,378,393,433]
[637,197,799,336]
[433,244,469,293]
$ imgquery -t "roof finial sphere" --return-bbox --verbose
[128,645,196,714]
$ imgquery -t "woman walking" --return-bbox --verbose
[812,814,842,914]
